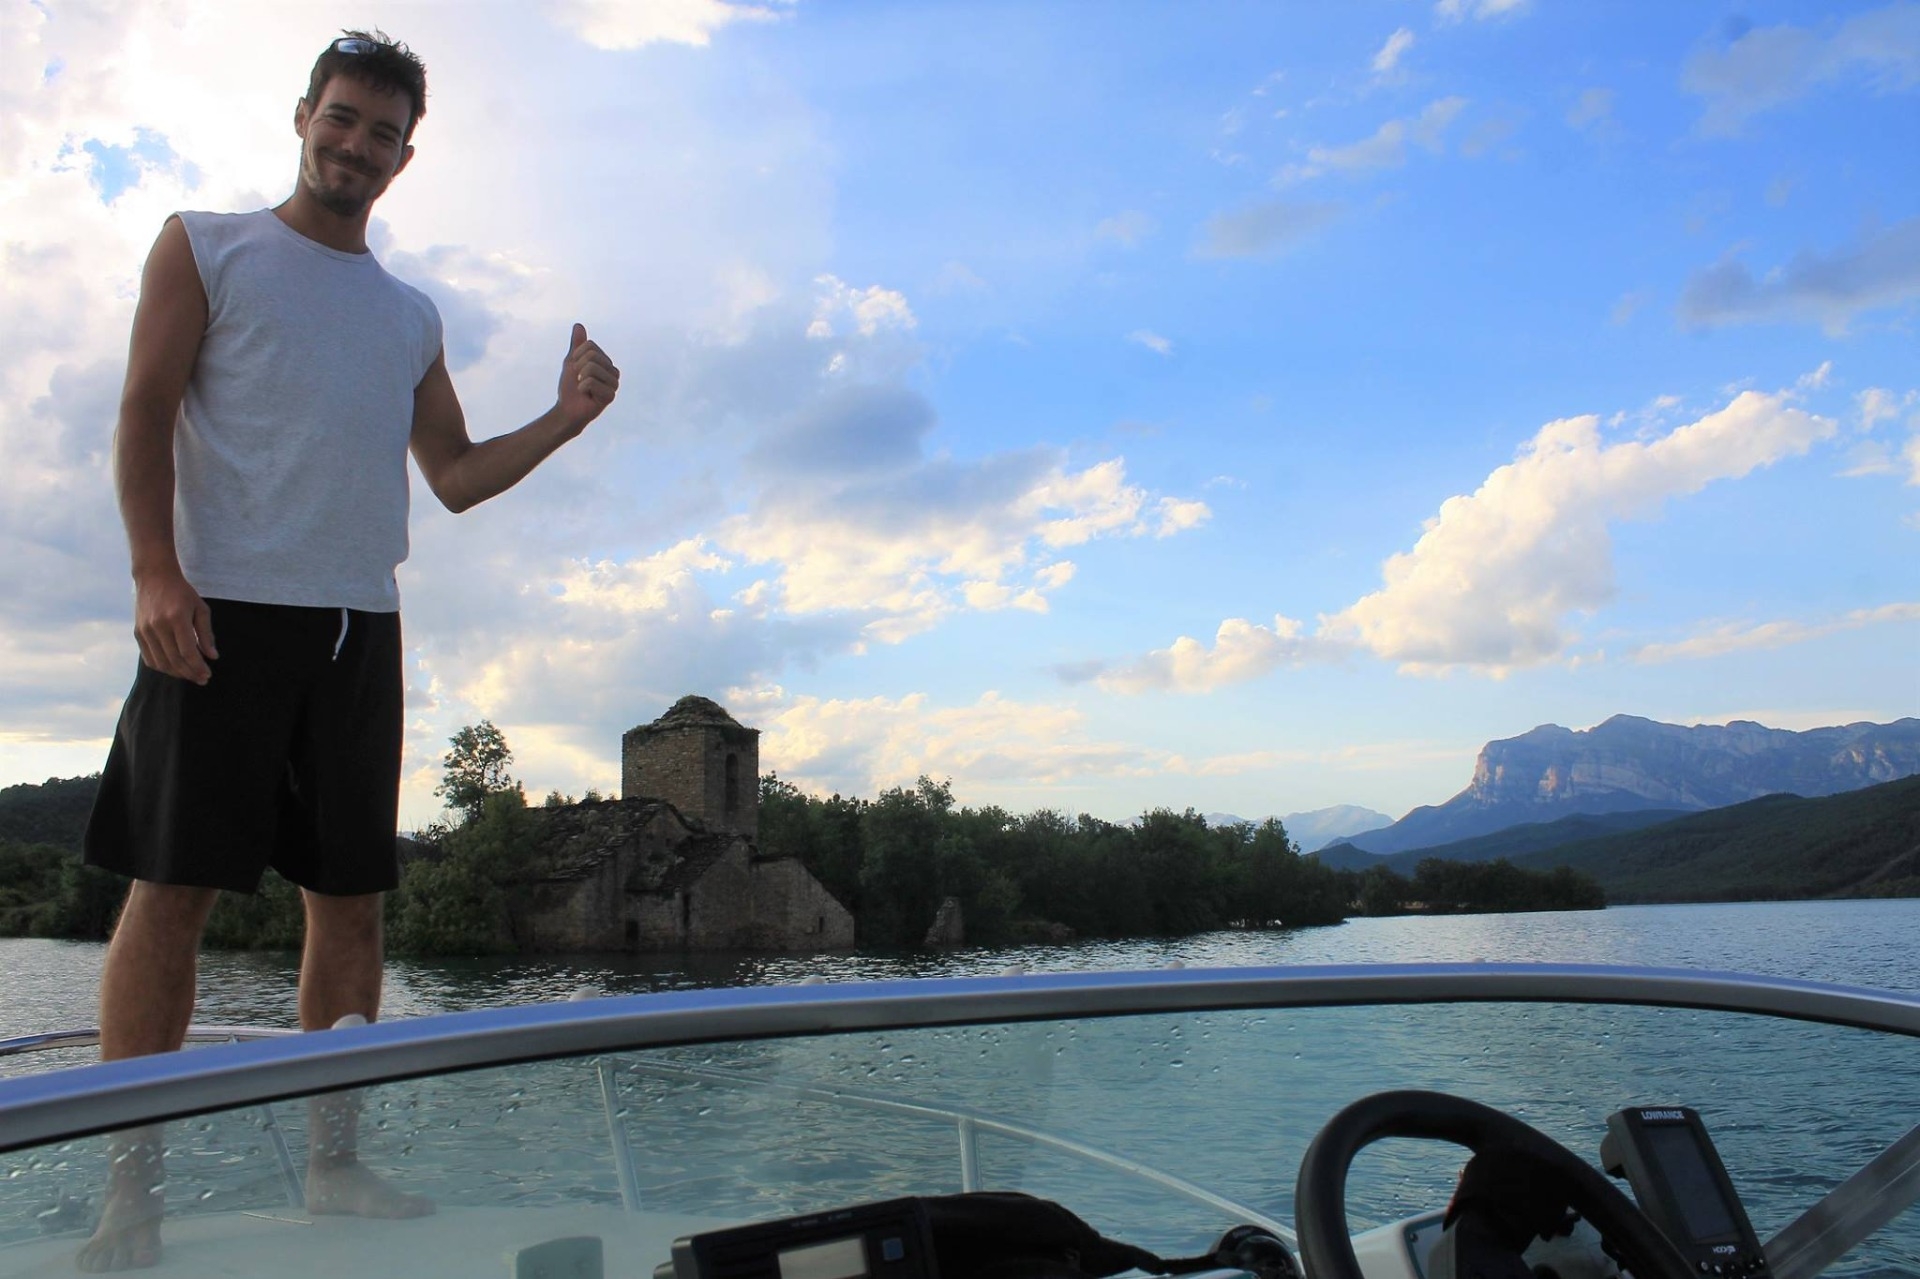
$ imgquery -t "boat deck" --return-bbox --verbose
[5,1203,726,1278]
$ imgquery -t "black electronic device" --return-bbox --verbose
[1600,1106,1770,1277]
[663,1197,939,1279]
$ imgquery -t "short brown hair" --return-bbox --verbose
[305,29,428,140]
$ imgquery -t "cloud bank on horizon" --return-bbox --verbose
[1,1,1915,829]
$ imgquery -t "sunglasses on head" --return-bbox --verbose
[330,36,390,56]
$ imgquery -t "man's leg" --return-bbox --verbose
[77,881,221,1273]
[297,888,384,1032]
[298,889,433,1218]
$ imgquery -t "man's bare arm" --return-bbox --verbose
[117,216,215,684]
[409,323,619,514]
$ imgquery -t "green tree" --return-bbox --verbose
[859,777,958,946]
[1358,865,1409,915]
[1238,818,1347,927]
[1133,808,1228,933]
[48,860,128,940]
[1076,813,1151,935]
[389,789,535,955]
[1006,809,1083,930]
[437,720,520,822]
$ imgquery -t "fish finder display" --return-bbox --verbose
[779,1236,869,1279]
[1601,1107,1771,1277]
[1644,1122,1741,1241]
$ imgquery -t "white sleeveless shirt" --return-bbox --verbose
[174,209,442,613]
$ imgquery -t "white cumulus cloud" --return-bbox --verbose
[1089,383,1840,691]
[752,687,1440,806]
[758,691,1159,797]
[1097,616,1342,694]
[545,0,797,50]
[715,453,1205,645]
[1325,387,1836,672]
[808,274,917,339]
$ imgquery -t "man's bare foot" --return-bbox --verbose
[304,1159,435,1219]
[74,1175,163,1272]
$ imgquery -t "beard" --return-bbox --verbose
[300,147,384,218]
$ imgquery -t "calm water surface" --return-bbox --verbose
[3,898,1915,1040]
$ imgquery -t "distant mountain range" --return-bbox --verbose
[1314,808,1692,873]
[1342,715,1920,856]
[1204,804,1395,852]
[1513,775,1920,902]
[1316,774,1919,903]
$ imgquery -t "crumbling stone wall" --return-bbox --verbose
[505,799,697,951]
[739,856,856,949]
[505,797,850,952]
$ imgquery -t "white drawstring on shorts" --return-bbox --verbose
[332,608,349,660]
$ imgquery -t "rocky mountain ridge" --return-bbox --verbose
[1349,715,1920,856]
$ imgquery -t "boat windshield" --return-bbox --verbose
[0,971,1915,1278]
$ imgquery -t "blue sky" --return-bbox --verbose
[1,1,1916,831]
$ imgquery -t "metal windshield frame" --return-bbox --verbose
[1,962,1915,1157]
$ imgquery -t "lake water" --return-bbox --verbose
[1,900,1916,1277]
[4,898,1916,1042]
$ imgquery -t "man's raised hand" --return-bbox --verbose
[557,323,619,433]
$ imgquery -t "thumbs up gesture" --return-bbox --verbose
[556,322,619,433]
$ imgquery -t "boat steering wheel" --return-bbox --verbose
[1293,1090,1694,1279]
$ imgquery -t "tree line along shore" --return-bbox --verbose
[5,725,1908,956]
[0,745,1602,955]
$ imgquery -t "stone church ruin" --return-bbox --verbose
[505,696,854,952]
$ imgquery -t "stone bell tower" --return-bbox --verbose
[621,695,760,837]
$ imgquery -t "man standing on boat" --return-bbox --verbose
[77,30,619,1270]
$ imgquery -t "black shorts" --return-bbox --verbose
[84,598,404,896]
